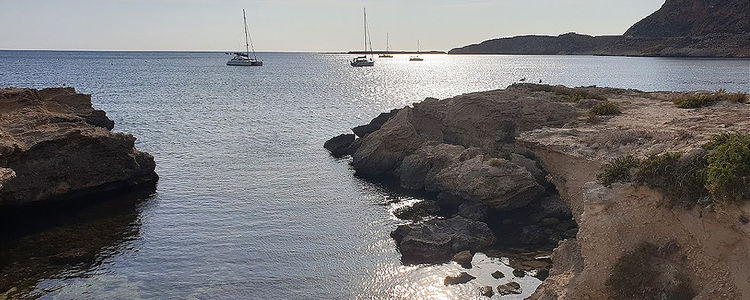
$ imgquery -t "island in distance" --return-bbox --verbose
[449,0,750,58]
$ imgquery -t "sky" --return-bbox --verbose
[0,0,665,52]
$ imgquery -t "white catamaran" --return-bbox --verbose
[379,33,393,58]
[351,8,375,67]
[227,9,262,66]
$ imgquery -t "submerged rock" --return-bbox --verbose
[497,282,522,295]
[0,87,157,207]
[444,272,476,285]
[491,270,505,279]
[323,133,355,158]
[391,217,496,264]
[452,250,473,269]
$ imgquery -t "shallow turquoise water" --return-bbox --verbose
[0,51,748,299]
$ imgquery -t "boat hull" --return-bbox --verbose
[351,61,375,67]
[227,60,263,66]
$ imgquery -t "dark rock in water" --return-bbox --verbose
[393,200,440,221]
[491,270,505,279]
[497,282,522,295]
[444,272,476,285]
[352,108,400,138]
[452,250,473,269]
[391,217,496,264]
[0,87,158,208]
[458,201,489,221]
[479,286,494,297]
[512,269,526,278]
[535,268,550,281]
[324,134,355,158]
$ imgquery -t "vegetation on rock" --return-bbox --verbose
[522,84,607,102]
[597,132,750,206]
[588,102,622,116]
[672,90,748,109]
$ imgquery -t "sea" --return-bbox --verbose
[0,51,748,299]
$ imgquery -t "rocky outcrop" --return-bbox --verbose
[624,0,749,37]
[449,0,750,57]
[518,88,750,298]
[329,83,750,298]
[391,217,496,264]
[0,87,158,207]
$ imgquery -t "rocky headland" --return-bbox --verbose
[325,84,749,298]
[449,0,750,58]
[0,87,158,208]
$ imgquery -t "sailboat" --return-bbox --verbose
[409,40,424,61]
[351,8,375,67]
[379,33,393,58]
[227,9,262,66]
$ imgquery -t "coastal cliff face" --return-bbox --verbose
[327,84,750,298]
[449,0,750,57]
[0,88,157,208]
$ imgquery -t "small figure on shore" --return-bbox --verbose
[539,79,543,83]
[520,77,526,82]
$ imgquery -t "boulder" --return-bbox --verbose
[491,270,506,279]
[444,272,476,285]
[399,143,464,190]
[452,250,473,269]
[457,201,489,221]
[352,108,400,138]
[393,200,440,221]
[479,286,494,297]
[512,269,526,278]
[0,88,158,207]
[497,282,522,295]
[433,155,544,210]
[391,217,496,264]
[323,134,355,158]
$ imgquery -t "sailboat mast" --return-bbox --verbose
[363,8,367,55]
[243,9,250,58]
[386,32,389,53]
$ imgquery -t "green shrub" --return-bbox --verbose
[589,102,622,116]
[598,156,639,187]
[672,90,749,108]
[597,132,750,206]
[524,84,607,102]
[701,133,750,202]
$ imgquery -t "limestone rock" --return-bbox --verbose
[324,133,355,158]
[452,250,473,269]
[479,286,494,297]
[432,155,544,210]
[393,200,440,221]
[497,282,522,295]
[352,108,400,138]
[491,270,505,279]
[444,272,476,285]
[391,217,496,264]
[0,87,158,207]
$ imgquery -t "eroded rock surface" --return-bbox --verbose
[0,87,158,207]
[391,217,496,264]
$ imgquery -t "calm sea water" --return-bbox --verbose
[0,51,748,299]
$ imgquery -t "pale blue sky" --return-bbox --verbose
[0,0,664,51]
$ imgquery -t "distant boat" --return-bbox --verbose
[227,9,262,66]
[351,8,375,67]
[409,40,424,61]
[379,33,393,58]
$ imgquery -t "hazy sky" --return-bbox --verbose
[0,0,664,52]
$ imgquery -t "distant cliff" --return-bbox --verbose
[450,0,750,57]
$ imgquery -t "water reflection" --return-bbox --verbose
[0,184,156,299]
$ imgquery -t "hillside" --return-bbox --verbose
[449,0,750,57]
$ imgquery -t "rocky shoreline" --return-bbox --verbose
[326,84,750,298]
[0,87,158,208]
